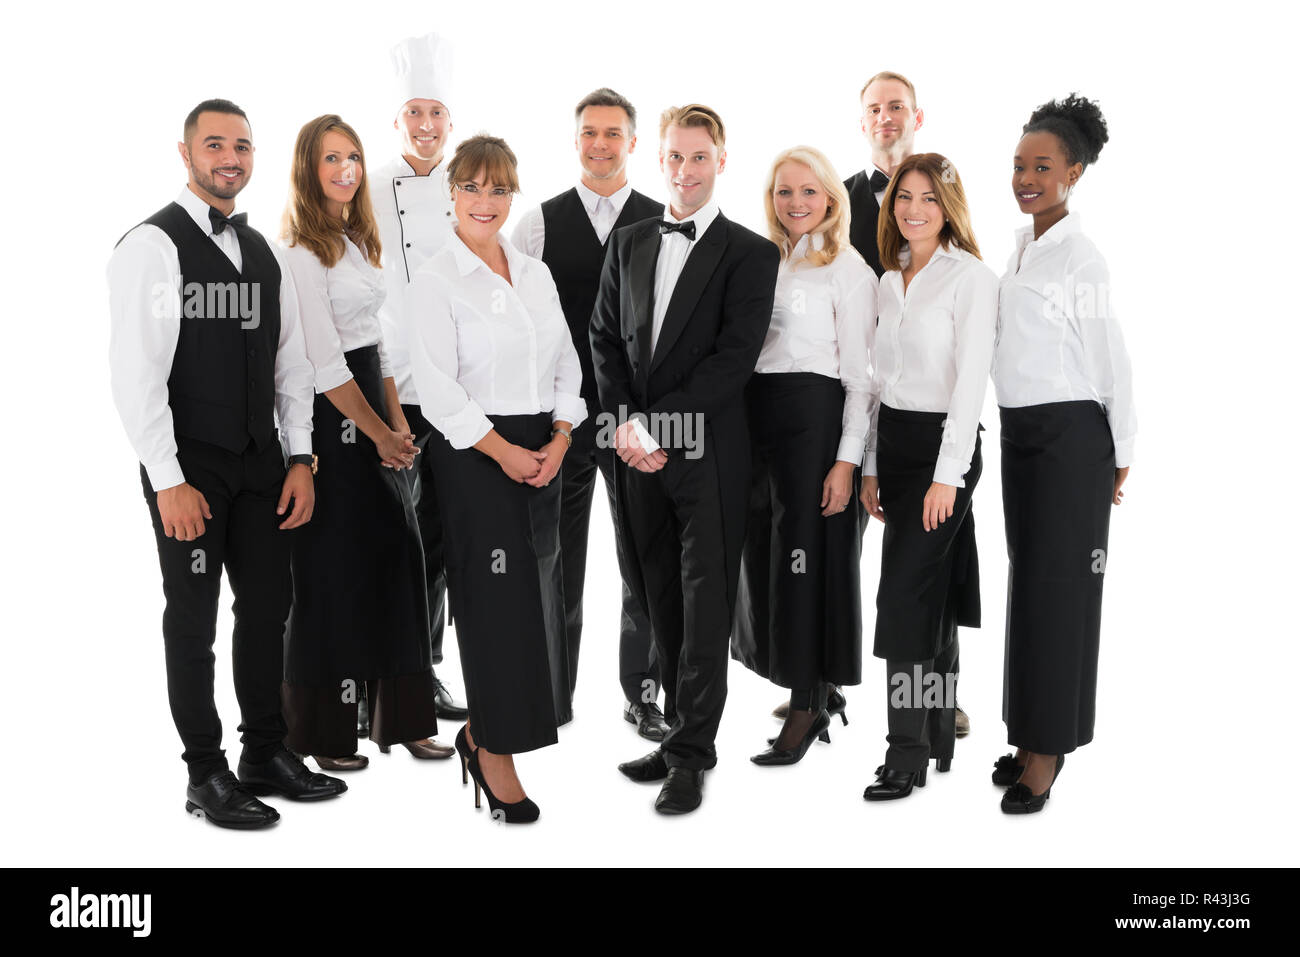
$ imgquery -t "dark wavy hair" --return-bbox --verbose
[1022,93,1109,170]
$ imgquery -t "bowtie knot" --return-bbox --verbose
[209,207,249,236]
[869,169,890,193]
[659,219,696,241]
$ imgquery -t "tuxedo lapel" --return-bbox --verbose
[650,215,728,372]
[627,221,660,391]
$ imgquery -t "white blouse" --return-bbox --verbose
[755,233,879,465]
[279,236,391,394]
[865,243,998,487]
[994,213,1136,467]
[405,229,587,450]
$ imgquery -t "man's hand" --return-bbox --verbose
[614,420,667,473]
[157,483,213,541]
[278,464,315,529]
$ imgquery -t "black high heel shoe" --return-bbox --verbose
[752,710,832,766]
[991,752,1025,787]
[454,725,474,786]
[864,764,927,801]
[827,686,849,726]
[465,747,540,824]
[1000,753,1064,814]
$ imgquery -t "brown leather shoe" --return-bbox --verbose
[314,754,369,771]
[772,700,790,720]
[379,738,455,760]
[955,707,970,738]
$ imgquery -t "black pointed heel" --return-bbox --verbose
[751,710,832,766]
[454,725,472,786]
[828,686,849,726]
[1000,753,1065,814]
[465,748,540,824]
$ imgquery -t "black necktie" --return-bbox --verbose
[659,220,696,241]
[869,169,890,194]
[209,207,248,236]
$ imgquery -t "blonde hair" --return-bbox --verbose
[658,103,726,148]
[859,71,918,110]
[281,115,381,268]
[876,153,981,271]
[763,146,850,268]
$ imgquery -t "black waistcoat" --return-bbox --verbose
[844,170,884,278]
[123,202,282,454]
[540,187,664,410]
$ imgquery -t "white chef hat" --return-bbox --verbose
[390,33,455,111]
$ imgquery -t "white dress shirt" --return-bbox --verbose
[278,237,392,394]
[512,181,635,257]
[865,243,998,487]
[652,201,720,356]
[108,186,315,492]
[755,233,879,464]
[405,229,587,450]
[373,156,457,405]
[994,213,1136,467]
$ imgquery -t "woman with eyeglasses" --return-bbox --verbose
[406,134,585,824]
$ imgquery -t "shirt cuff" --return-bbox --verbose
[282,427,312,457]
[314,367,354,394]
[1113,437,1135,469]
[863,449,878,477]
[552,393,587,431]
[145,457,186,493]
[440,401,494,451]
[631,416,661,454]
[836,435,865,466]
[932,455,969,489]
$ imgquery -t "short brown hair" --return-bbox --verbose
[446,134,521,196]
[575,88,637,136]
[659,103,725,148]
[859,72,918,110]
[876,153,981,271]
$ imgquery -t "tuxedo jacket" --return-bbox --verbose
[844,169,884,278]
[590,212,779,612]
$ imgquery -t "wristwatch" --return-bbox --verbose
[552,427,572,448]
[289,453,318,475]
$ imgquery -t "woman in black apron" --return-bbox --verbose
[859,153,998,801]
[406,135,587,824]
[732,146,876,765]
[993,95,1136,813]
[278,115,442,769]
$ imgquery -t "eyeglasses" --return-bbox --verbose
[456,183,512,199]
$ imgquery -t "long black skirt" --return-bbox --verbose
[1001,400,1114,754]
[873,405,981,661]
[430,411,562,755]
[732,372,862,689]
[284,345,438,756]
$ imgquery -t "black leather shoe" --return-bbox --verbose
[618,749,669,783]
[238,750,347,802]
[186,771,279,829]
[654,767,703,815]
[433,669,469,719]
[752,710,832,766]
[991,752,1024,786]
[624,700,670,741]
[864,764,928,801]
[1001,754,1064,814]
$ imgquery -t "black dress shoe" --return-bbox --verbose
[618,749,669,783]
[433,669,469,720]
[991,752,1025,786]
[863,764,928,801]
[752,709,832,766]
[624,700,670,741]
[238,750,347,802]
[186,771,279,829]
[655,767,703,815]
[1001,754,1064,814]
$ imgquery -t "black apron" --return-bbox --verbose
[732,372,863,689]
[1000,399,1114,754]
[283,345,437,756]
[873,404,981,661]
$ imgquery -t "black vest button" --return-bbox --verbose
[406,243,412,248]
[400,210,405,215]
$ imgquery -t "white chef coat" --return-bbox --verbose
[108,186,315,492]
[512,181,636,256]
[405,228,586,450]
[755,232,879,465]
[994,212,1136,467]
[865,242,998,487]
[373,155,457,404]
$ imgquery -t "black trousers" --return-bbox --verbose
[140,436,292,784]
[624,454,733,770]
[402,403,448,665]
[884,634,960,773]
[559,417,658,706]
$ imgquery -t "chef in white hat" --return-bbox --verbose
[371,32,468,731]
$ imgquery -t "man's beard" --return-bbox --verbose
[194,166,245,200]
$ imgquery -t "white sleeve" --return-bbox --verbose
[1074,252,1136,467]
[108,225,186,492]
[271,247,315,456]
[934,262,998,488]
[833,261,879,465]
[510,205,546,260]
[538,269,587,429]
[279,243,354,393]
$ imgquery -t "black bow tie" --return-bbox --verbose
[659,219,696,241]
[209,207,248,235]
[869,169,890,194]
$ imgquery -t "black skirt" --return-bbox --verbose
[283,344,437,756]
[430,411,563,755]
[732,373,862,688]
[873,405,981,661]
[1000,400,1114,754]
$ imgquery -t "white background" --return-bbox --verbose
[2,0,1296,867]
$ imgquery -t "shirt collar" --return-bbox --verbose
[899,240,970,269]
[662,200,719,240]
[790,230,827,259]
[576,180,632,215]
[1018,210,1081,248]
[449,226,528,278]
[177,185,234,238]
[396,155,447,178]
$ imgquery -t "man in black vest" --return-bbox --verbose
[109,99,346,829]
[592,104,778,814]
[512,88,666,738]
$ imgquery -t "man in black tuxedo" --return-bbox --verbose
[511,88,666,738]
[591,104,778,814]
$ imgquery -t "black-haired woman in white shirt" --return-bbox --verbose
[992,94,1135,813]
[859,152,997,802]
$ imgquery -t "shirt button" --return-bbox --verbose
[445,211,451,217]
[406,243,412,248]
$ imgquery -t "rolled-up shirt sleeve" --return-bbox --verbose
[834,263,879,465]
[934,262,998,488]
[279,243,354,394]
[271,247,315,456]
[1074,254,1136,467]
[405,269,493,449]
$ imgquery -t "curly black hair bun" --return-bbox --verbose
[1022,93,1109,169]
